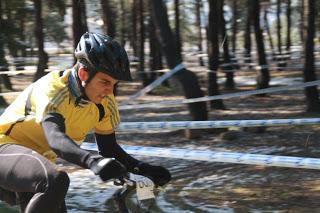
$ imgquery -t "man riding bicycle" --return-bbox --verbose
[0,32,171,212]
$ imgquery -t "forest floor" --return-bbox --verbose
[114,67,320,212]
[2,59,320,212]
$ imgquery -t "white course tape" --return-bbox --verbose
[124,63,185,102]
[119,80,320,110]
[0,68,53,76]
[81,143,320,170]
[116,118,320,131]
[0,70,36,75]
[0,91,22,97]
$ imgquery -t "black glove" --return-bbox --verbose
[133,162,171,186]
[88,156,127,181]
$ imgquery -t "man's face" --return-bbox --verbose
[84,72,118,104]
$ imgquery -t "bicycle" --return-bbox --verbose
[113,173,161,213]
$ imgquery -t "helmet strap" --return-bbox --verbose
[85,69,97,85]
[69,67,90,106]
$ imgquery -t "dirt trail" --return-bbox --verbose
[1,66,320,212]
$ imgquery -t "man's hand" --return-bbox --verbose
[88,156,127,181]
[133,162,171,186]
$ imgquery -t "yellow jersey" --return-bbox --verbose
[0,69,120,161]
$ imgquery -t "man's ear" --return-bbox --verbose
[78,67,88,81]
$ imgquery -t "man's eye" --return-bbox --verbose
[101,81,109,85]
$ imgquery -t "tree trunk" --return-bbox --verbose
[79,0,88,32]
[0,0,8,106]
[0,0,6,70]
[150,0,208,121]
[174,0,182,54]
[131,0,138,58]
[120,0,126,46]
[208,0,225,109]
[149,13,163,83]
[251,0,270,90]
[101,0,116,38]
[72,0,88,64]
[72,0,83,47]
[231,0,238,55]
[14,0,27,72]
[318,6,320,45]
[74,0,88,42]
[286,0,291,52]
[195,0,204,66]
[276,0,282,55]
[303,0,320,112]
[0,0,12,91]
[33,0,48,81]
[138,0,148,87]
[220,0,235,90]
[276,0,286,69]
[19,16,27,58]
[263,9,275,60]
[300,0,305,44]
[244,0,252,68]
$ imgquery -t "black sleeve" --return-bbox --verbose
[41,112,92,169]
[95,132,140,171]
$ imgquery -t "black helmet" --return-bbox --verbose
[75,32,132,81]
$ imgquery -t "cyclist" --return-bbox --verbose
[0,32,171,213]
